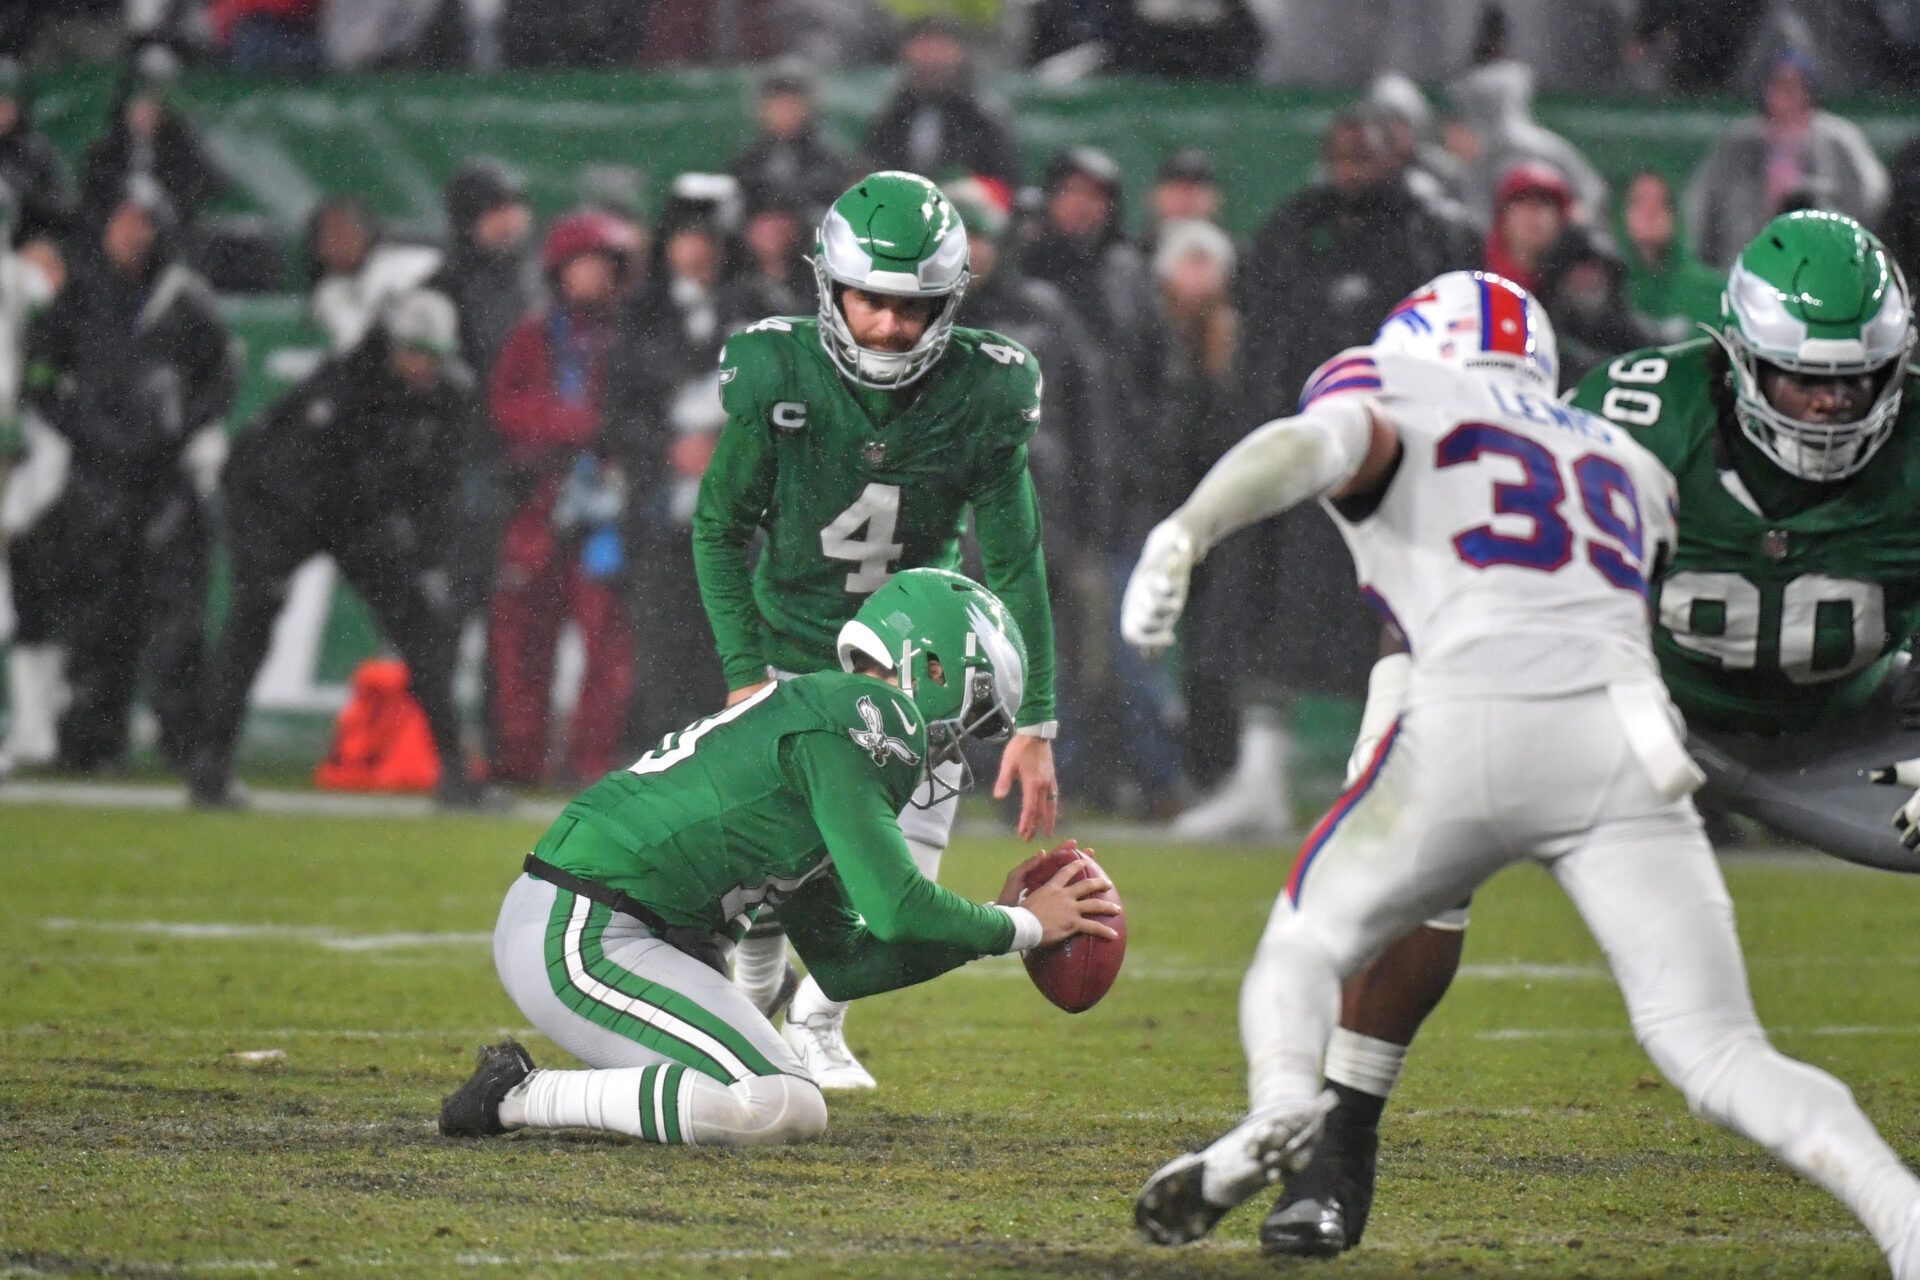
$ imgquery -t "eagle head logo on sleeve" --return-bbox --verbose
[850,696,921,769]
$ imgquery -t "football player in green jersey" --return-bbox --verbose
[691,171,1060,1088]
[1262,211,1920,1259]
[439,569,1116,1147]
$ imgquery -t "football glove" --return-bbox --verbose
[1121,520,1197,657]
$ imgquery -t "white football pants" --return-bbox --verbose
[494,874,827,1146]
[1240,684,1920,1258]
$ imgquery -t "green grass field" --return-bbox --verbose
[3,799,1916,1279]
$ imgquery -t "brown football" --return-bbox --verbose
[1021,846,1126,1013]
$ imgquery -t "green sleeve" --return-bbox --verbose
[777,731,1014,1000]
[971,441,1057,729]
[691,406,777,690]
[779,872,988,1002]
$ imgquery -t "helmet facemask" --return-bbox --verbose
[908,605,1019,802]
[812,174,971,390]
[1716,215,1918,482]
[814,261,967,389]
[837,576,1026,810]
[1716,309,1914,482]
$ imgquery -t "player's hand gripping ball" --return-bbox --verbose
[1016,841,1126,1012]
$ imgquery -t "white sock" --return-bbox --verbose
[1324,1029,1407,1100]
[502,1065,827,1146]
[732,930,788,1009]
[788,973,848,1026]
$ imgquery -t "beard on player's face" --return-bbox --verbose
[840,286,937,352]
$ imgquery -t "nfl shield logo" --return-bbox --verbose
[862,440,887,466]
[1762,529,1789,561]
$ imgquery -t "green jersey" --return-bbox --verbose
[691,316,1056,731]
[1570,339,1920,733]
[531,671,1016,999]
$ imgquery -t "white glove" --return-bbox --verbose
[1121,519,1197,656]
[1867,758,1920,851]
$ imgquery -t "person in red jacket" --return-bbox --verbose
[488,210,643,785]
[1482,161,1572,295]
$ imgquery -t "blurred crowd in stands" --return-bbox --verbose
[11,0,1920,93]
[3,0,1920,827]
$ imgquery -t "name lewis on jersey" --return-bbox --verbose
[1487,383,1615,444]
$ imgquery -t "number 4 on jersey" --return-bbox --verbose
[821,482,904,593]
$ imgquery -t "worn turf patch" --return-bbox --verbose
[1,802,1910,1278]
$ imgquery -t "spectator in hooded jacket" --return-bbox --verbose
[427,159,543,632]
[189,291,498,810]
[488,209,642,786]
[305,195,444,353]
[76,46,226,236]
[720,184,813,325]
[863,18,1022,188]
[1369,72,1476,232]
[1138,149,1229,265]
[1618,169,1725,342]
[432,159,542,382]
[942,176,1114,804]
[1186,107,1471,842]
[1683,47,1890,269]
[727,59,857,220]
[1023,147,1161,428]
[1535,222,1662,385]
[31,177,233,774]
[1443,53,1607,228]
[1483,161,1572,296]
[606,202,733,750]
[0,58,73,252]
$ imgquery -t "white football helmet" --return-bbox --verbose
[1373,270,1559,392]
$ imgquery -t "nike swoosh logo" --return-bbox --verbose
[893,700,920,736]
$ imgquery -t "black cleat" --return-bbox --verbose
[439,1040,535,1137]
[1135,1151,1229,1246]
[1261,1117,1379,1257]
[1138,1094,1335,1246]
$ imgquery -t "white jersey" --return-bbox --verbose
[1301,346,1678,699]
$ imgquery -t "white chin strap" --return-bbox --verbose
[853,344,918,382]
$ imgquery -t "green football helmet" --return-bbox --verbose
[836,567,1026,798]
[813,171,970,389]
[1716,210,1916,481]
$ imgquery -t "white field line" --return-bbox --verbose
[0,778,1883,861]
[2,1023,538,1042]
[38,918,490,951]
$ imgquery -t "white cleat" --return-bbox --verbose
[1136,1092,1336,1245]
[783,1011,877,1090]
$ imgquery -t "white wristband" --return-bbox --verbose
[993,904,1043,953]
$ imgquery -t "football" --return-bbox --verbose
[1021,844,1127,1013]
